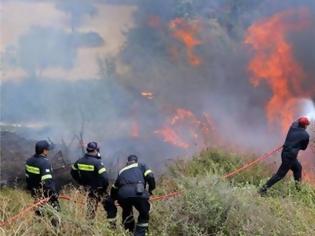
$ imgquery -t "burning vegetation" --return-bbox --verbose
[245,8,312,132]
[155,108,213,149]
[169,18,202,66]
[2,1,315,235]
[2,0,315,194]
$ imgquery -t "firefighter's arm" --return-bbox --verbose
[110,177,119,200]
[70,162,81,184]
[40,160,57,197]
[143,165,156,194]
[301,136,310,150]
[96,162,109,190]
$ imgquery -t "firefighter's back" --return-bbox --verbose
[282,121,309,159]
[117,163,149,199]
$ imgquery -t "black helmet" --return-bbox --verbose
[86,142,100,153]
[35,140,51,155]
[127,155,138,162]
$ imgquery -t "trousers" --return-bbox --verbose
[118,197,150,236]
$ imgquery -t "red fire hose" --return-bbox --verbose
[0,193,181,227]
[0,145,282,228]
[223,145,282,178]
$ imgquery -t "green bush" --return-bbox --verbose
[1,148,315,235]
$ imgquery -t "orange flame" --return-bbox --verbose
[169,18,202,66]
[245,8,310,131]
[171,108,195,125]
[141,91,154,100]
[155,108,214,149]
[154,127,189,149]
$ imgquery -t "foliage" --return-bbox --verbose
[1,149,315,235]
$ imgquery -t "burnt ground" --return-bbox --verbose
[0,131,73,189]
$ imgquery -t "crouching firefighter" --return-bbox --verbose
[259,116,310,195]
[111,155,156,236]
[25,140,60,226]
[71,142,117,225]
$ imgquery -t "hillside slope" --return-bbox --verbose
[1,149,315,235]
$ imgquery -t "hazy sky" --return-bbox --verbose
[1,0,136,81]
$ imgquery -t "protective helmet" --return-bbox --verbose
[35,140,51,154]
[298,116,310,128]
[86,142,100,152]
[127,155,138,162]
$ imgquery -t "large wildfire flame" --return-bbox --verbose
[169,18,202,66]
[154,108,213,149]
[245,8,311,132]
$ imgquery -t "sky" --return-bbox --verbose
[1,0,136,81]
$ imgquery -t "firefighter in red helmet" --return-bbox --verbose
[259,117,310,195]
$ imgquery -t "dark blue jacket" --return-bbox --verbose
[282,121,309,160]
[111,162,155,200]
[25,154,57,195]
[71,154,109,191]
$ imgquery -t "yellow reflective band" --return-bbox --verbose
[98,167,106,174]
[119,163,139,175]
[107,217,116,222]
[78,164,95,171]
[26,165,40,174]
[112,184,118,189]
[71,164,77,170]
[144,169,153,177]
[41,174,52,181]
[137,223,149,227]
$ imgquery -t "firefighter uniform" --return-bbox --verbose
[25,141,60,222]
[260,120,310,193]
[71,142,117,222]
[111,155,156,236]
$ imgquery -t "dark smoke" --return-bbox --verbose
[2,0,315,175]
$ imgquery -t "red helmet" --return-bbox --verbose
[298,116,310,128]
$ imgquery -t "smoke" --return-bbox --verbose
[55,0,97,31]
[15,26,104,77]
[302,99,315,121]
[2,0,315,171]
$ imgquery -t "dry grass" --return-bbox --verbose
[1,149,315,235]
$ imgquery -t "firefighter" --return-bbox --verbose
[71,142,117,224]
[25,140,60,225]
[111,155,156,236]
[259,116,310,195]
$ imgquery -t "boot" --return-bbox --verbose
[134,223,148,236]
[124,215,135,232]
[258,186,268,196]
[295,181,301,191]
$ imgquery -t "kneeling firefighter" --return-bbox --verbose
[71,142,117,224]
[111,155,156,236]
[25,140,60,226]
